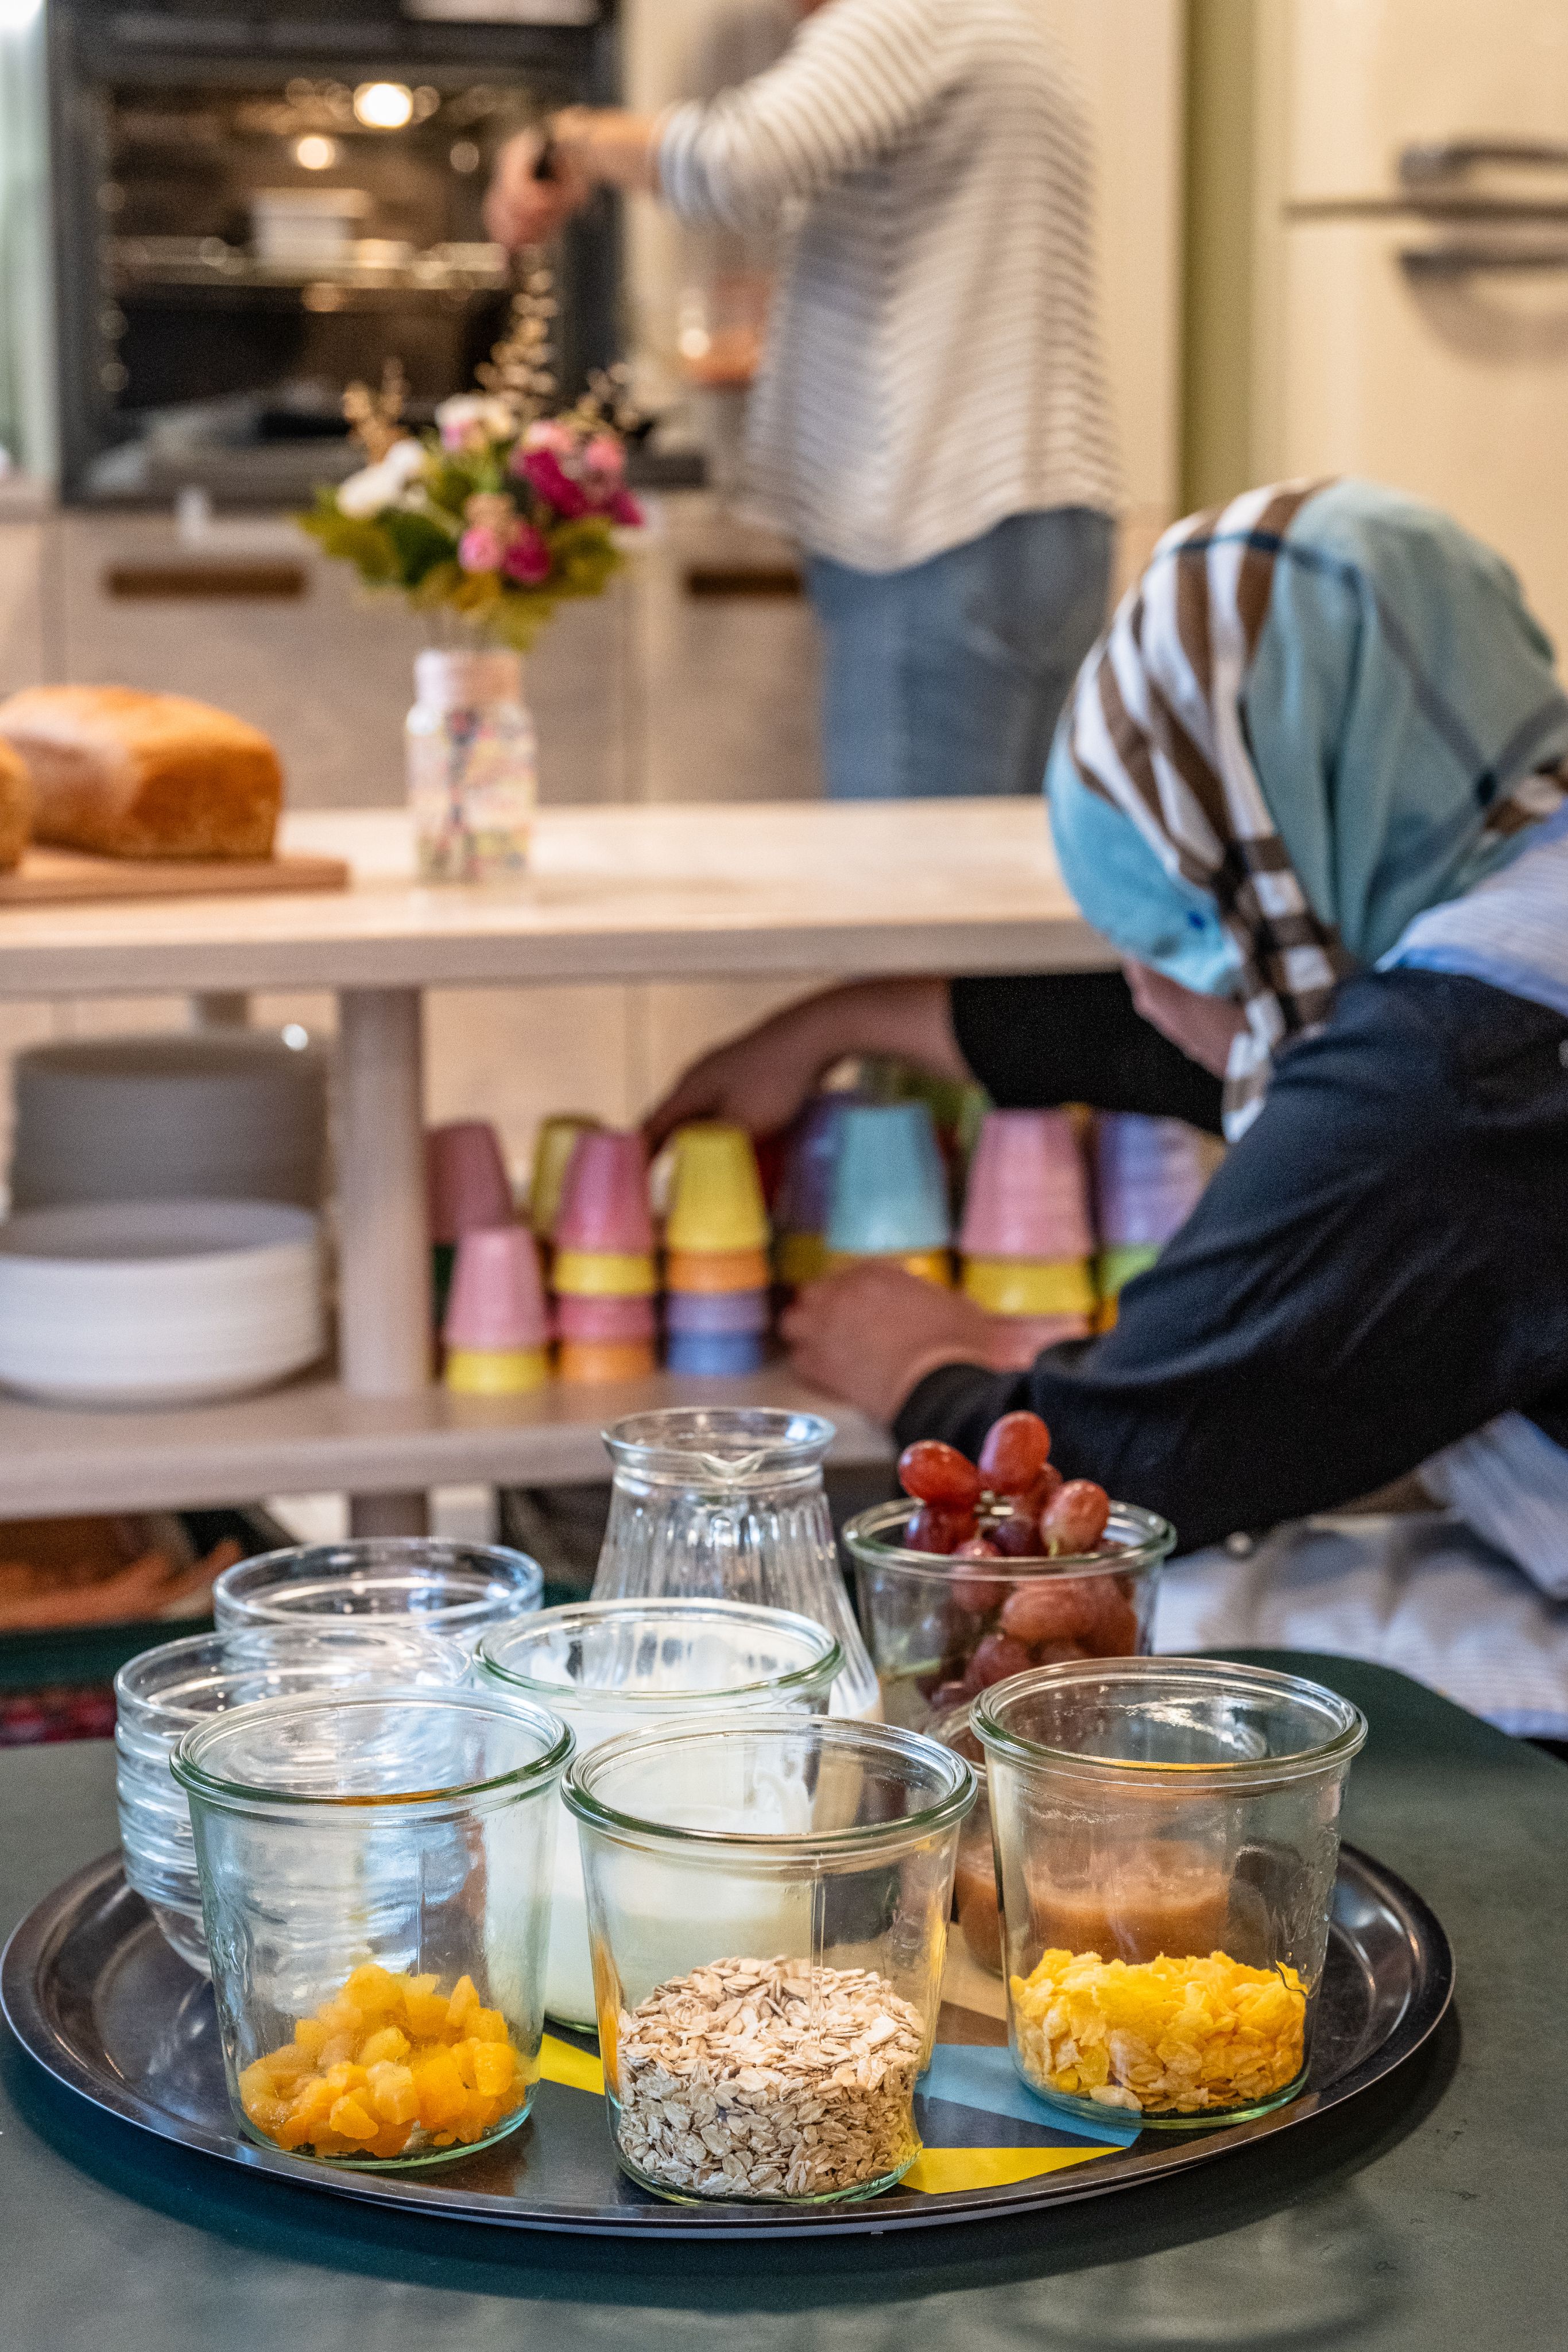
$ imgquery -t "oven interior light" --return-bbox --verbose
[353,82,415,131]
[294,136,338,171]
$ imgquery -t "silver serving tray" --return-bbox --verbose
[1,1843,1452,2239]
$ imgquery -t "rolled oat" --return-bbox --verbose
[611,1955,925,2201]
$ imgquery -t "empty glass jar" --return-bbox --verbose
[974,1658,1367,2130]
[474,1597,842,2028]
[213,1537,543,1651]
[590,1409,880,1718]
[115,1622,468,1973]
[175,1686,571,2168]
[842,1497,1172,1731]
[564,1712,974,2206]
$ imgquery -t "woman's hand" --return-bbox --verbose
[780,1264,1005,1425]
[1124,960,1248,1078]
[483,126,591,249]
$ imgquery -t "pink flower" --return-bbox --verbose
[515,446,590,520]
[522,418,575,456]
[458,524,506,573]
[502,525,552,587]
[583,434,625,480]
[609,488,644,528]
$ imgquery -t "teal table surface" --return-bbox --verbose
[2,1652,1563,2352]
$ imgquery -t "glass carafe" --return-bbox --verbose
[589,1409,881,1719]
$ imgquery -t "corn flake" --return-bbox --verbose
[1012,1947,1307,2116]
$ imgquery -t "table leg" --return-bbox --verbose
[336,987,432,1539]
[189,992,251,1028]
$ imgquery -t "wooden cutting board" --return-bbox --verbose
[0,847,350,908]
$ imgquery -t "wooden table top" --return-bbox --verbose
[0,800,1112,996]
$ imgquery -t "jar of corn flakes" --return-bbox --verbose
[974,1658,1366,2130]
[173,1686,572,2167]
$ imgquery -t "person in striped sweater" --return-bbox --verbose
[486,0,1119,799]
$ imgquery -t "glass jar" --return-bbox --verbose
[974,1658,1367,2130]
[405,647,536,884]
[213,1537,543,1651]
[564,1712,974,2206]
[115,1623,468,1974]
[842,1497,1172,1732]
[474,1597,843,2028]
[590,1409,881,1719]
[929,1702,1001,1978]
[174,1686,571,2168]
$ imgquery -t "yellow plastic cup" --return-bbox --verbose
[961,1256,1097,1316]
[529,1115,601,1241]
[444,1345,552,1396]
[552,1249,659,1299]
[775,1231,828,1289]
[824,1248,953,1289]
[665,1123,770,1253]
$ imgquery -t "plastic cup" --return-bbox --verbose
[445,1346,551,1396]
[826,1103,950,1256]
[666,1332,767,1377]
[665,1245,771,1293]
[529,1114,601,1241]
[961,1256,1097,1316]
[664,1287,769,1337]
[425,1121,513,1245]
[775,1231,828,1288]
[557,1338,657,1384]
[442,1225,549,1351]
[664,1122,769,1253]
[555,1129,655,1255]
[555,1293,657,1343]
[774,1092,864,1237]
[552,1248,657,1298]
[1094,1115,1210,1248]
[958,1111,1093,1260]
[824,1247,952,1287]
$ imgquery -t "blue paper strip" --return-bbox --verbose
[920,2044,1143,2148]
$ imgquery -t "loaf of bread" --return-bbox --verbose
[0,737,30,872]
[0,686,282,860]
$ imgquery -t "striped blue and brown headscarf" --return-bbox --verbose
[1048,478,1568,1134]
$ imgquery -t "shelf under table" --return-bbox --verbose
[0,1365,892,1520]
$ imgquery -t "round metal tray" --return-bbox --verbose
[1,1842,1452,2239]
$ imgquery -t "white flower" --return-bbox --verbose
[435,393,515,451]
[335,438,427,518]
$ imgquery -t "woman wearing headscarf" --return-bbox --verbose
[646,479,1568,1580]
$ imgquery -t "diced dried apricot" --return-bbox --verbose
[293,2017,330,2060]
[344,1964,401,2014]
[470,2041,516,2099]
[467,2006,508,2045]
[445,1975,479,2032]
[328,2093,377,2140]
[412,2047,469,2129]
[368,2122,412,2160]
[358,2025,410,2067]
[402,1989,449,2038]
[316,1995,363,2035]
[367,2061,420,2125]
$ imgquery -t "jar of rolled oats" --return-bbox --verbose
[563,1713,975,2206]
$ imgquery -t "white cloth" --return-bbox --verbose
[657,0,1120,572]
[1157,1514,1568,1739]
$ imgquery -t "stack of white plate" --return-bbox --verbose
[0,1200,325,1406]
[9,1032,328,1212]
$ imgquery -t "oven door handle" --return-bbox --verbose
[1399,240,1568,278]
[1400,138,1568,188]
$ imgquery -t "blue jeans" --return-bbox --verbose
[804,506,1113,799]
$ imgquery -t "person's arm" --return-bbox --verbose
[643,976,965,1150]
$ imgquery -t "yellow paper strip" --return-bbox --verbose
[539,2033,605,2096]
[903,2144,1110,2195]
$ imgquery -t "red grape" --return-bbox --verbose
[1084,1591,1141,1657]
[951,1570,1008,1615]
[926,1678,973,1715]
[1021,1463,1064,1517]
[990,1510,1046,1558]
[965,1631,1033,1690]
[998,1576,1102,1647]
[897,1440,983,1510]
[977,1411,1052,1496]
[1028,1637,1090,1667]
[904,1504,973,1555]
[1040,1479,1112,1557]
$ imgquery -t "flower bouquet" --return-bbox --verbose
[300,273,644,882]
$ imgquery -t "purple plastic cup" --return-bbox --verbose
[774,1092,865,1237]
[958,1110,1093,1260]
[665,1332,768,1376]
[664,1287,771,1337]
[427,1121,514,1245]
[554,1292,658,1343]
[1094,1115,1210,1247]
[555,1128,655,1254]
[442,1225,549,1350]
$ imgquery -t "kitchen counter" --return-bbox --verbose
[3,1653,1565,2352]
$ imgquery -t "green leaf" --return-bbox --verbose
[382,506,459,587]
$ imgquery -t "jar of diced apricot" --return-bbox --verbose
[172,1686,572,2167]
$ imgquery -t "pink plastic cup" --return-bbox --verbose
[442,1225,550,1350]
[427,1121,515,1244]
[554,1129,655,1254]
[553,1293,657,1344]
[958,1110,1094,1260]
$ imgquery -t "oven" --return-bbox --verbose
[48,0,621,504]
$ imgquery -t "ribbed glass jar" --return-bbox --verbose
[213,1537,543,1652]
[405,647,536,884]
[589,1409,880,1719]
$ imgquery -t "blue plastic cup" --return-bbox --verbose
[665,1332,769,1376]
[664,1288,771,1337]
[826,1102,951,1256]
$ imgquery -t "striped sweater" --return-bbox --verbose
[657,0,1120,573]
